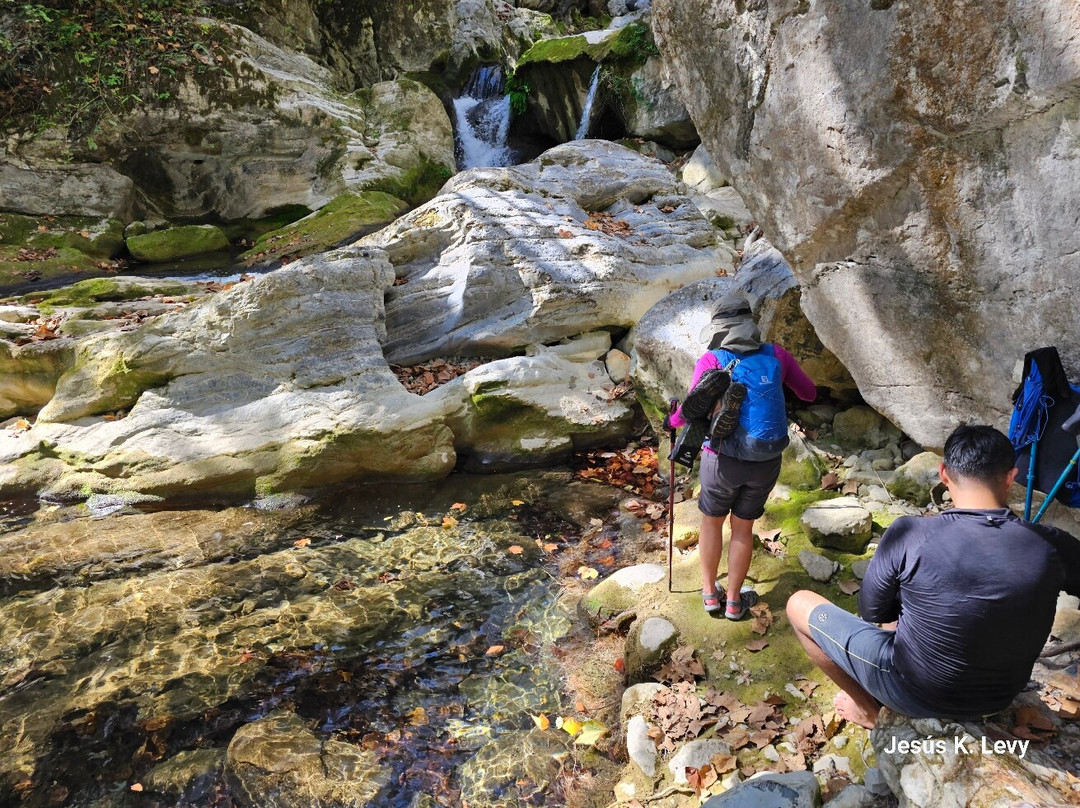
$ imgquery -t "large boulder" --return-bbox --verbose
[361,140,729,365]
[653,0,1080,447]
[619,56,698,148]
[6,27,455,222]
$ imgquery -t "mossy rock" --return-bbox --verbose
[127,225,230,263]
[579,563,666,627]
[517,23,653,68]
[363,157,452,207]
[0,245,104,292]
[239,191,407,268]
[20,277,197,309]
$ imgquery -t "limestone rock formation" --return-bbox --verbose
[653,0,1080,447]
[361,140,728,365]
[871,709,1077,807]
[3,27,455,223]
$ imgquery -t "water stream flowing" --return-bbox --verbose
[574,66,602,141]
[0,471,623,807]
[453,65,514,169]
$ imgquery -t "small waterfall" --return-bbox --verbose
[574,65,601,140]
[453,64,514,169]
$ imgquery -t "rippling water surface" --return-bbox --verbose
[0,471,619,808]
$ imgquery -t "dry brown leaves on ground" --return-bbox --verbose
[658,645,706,685]
[574,444,661,500]
[391,357,489,395]
[13,315,63,345]
[15,247,58,262]
[584,211,632,237]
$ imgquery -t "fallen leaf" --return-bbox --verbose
[508,545,524,555]
[841,479,860,495]
[578,566,599,580]
[838,579,861,595]
[450,502,467,512]
[148,65,159,74]
[511,499,524,506]
[441,515,458,529]
[559,716,583,736]
[575,700,587,713]
[532,713,550,730]
[820,471,840,490]
[485,645,505,656]
[614,657,626,673]
[574,720,608,746]
[746,638,769,652]
[710,753,737,773]
[130,783,143,792]
[408,707,427,725]
[542,542,558,552]
[293,537,311,548]
[750,603,773,636]
[557,229,574,238]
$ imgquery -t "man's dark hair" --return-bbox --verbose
[942,425,1016,482]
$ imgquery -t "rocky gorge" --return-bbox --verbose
[3,1,1080,807]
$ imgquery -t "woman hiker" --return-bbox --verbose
[665,291,817,618]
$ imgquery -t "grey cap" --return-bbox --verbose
[698,290,761,351]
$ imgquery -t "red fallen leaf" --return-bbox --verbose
[485,645,505,656]
[710,753,737,773]
[746,639,769,652]
[557,229,574,238]
[841,479,860,495]
[614,657,626,673]
[507,545,524,555]
[293,537,311,547]
[820,471,841,490]
[450,502,467,512]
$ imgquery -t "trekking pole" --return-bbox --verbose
[667,398,678,593]
[1032,404,1080,525]
[1023,437,1038,520]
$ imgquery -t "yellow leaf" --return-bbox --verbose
[559,716,583,736]
[578,566,599,580]
[511,499,524,506]
[532,713,550,730]
[508,545,524,555]
[408,707,427,726]
[574,720,608,746]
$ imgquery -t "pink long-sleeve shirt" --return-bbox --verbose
[668,344,817,430]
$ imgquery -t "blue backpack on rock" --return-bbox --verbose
[710,345,789,461]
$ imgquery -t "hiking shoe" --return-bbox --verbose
[708,381,746,443]
[702,586,726,614]
[725,586,759,621]
[681,369,731,421]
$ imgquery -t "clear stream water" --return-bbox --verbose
[0,471,627,808]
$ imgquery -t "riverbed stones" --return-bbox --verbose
[626,715,658,776]
[832,407,902,451]
[801,497,873,554]
[871,709,1076,807]
[700,771,821,808]
[226,710,390,808]
[887,451,943,508]
[144,748,226,803]
[580,563,665,625]
[798,550,839,583]
[625,616,678,682]
[361,140,727,365]
[850,559,872,581]
[621,682,668,723]
[669,739,731,785]
[457,728,570,808]
[126,225,230,263]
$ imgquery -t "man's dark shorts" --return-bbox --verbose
[808,603,939,718]
[698,450,782,520]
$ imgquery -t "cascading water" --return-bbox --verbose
[574,65,601,140]
[453,65,514,168]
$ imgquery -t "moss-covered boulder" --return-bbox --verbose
[126,225,230,263]
[886,451,942,507]
[240,191,407,268]
[625,616,678,684]
[20,276,200,309]
[579,564,666,627]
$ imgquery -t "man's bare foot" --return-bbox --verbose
[833,691,879,729]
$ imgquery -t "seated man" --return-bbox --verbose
[787,425,1080,728]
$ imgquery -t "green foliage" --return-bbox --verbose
[2,0,235,138]
[607,22,660,64]
[506,72,531,116]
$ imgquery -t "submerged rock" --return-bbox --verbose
[226,710,390,808]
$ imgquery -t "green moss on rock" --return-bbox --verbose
[127,224,230,263]
[240,191,407,268]
[364,158,452,207]
[22,277,193,309]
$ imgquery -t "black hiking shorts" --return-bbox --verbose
[698,450,782,520]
